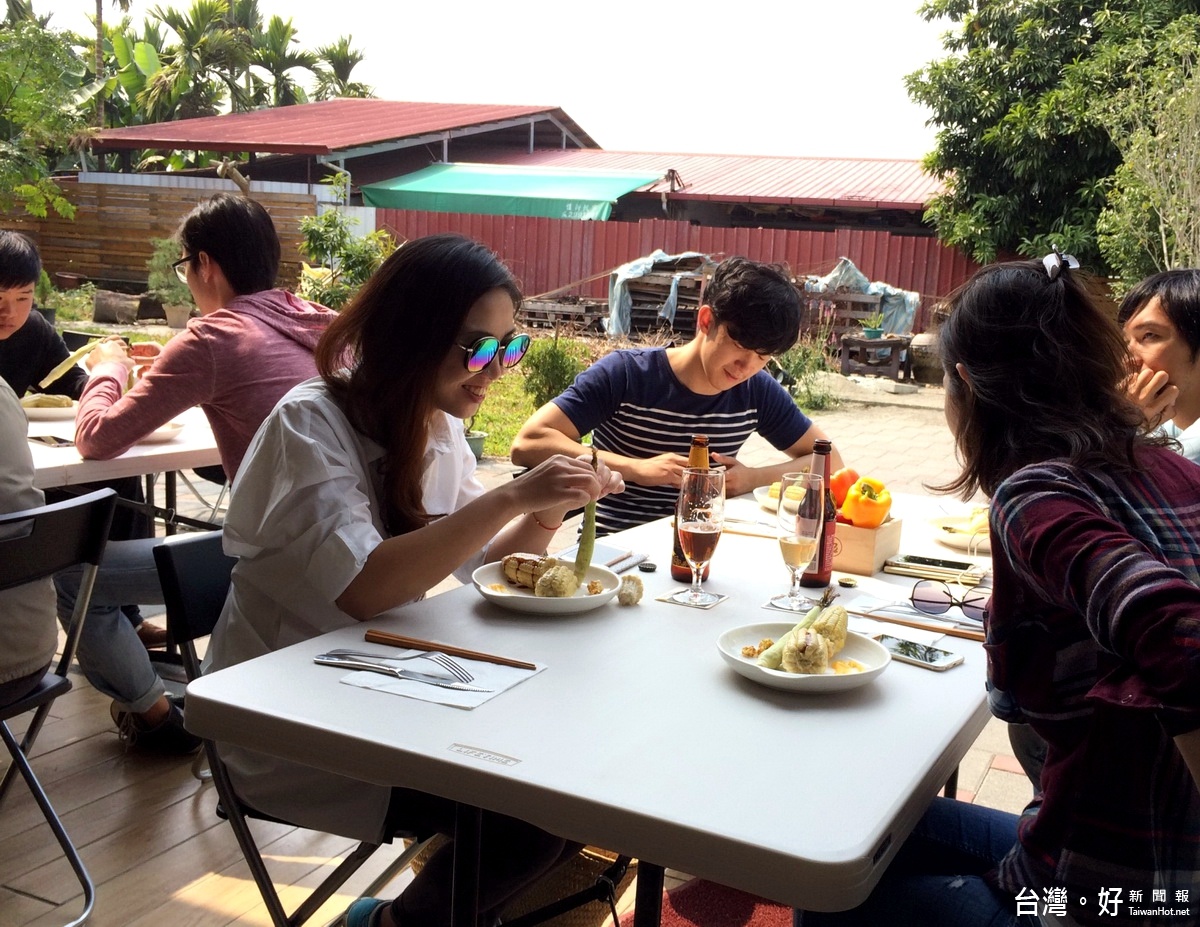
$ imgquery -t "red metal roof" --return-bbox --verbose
[472,148,942,210]
[91,99,598,155]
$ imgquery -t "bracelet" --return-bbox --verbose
[531,512,563,531]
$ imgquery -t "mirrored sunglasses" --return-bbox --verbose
[910,579,990,623]
[460,333,531,373]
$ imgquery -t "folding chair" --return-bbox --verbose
[153,531,430,927]
[0,487,117,927]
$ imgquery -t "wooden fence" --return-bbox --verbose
[378,211,979,332]
[2,181,317,289]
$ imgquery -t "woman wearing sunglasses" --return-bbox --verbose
[208,233,623,927]
[808,253,1200,927]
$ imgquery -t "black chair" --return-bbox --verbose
[0,488,117,927]
[153,531,430,927]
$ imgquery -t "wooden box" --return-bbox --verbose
[831,517,903,576]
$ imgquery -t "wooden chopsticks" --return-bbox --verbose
[843,609,985,642]
[363,629,536,670]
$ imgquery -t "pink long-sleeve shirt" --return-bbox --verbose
[75,289,335,480]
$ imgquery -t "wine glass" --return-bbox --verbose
[770,472,824,612]
[671,467,725,606]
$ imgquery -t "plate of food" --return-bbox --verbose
[472,558,620,615]
[21,395,77,421]
[930,508,990,554]
[716,621,890,693]
[139,421,185,443]
[753,482,802,513]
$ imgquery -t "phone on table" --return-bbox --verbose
[874,634,964,671]
[28,435,74,448]
[883,554,988,586]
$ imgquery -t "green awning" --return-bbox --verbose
[361,162,663,220]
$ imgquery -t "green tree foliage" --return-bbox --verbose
[297,178,396,309]
[313,35,373,100]
[907,0,1199,272]
[0,20,93,217]
[247,15,315,107]
[142,0,247,121]
[1094,20,1200,287]
[521,333,588,409]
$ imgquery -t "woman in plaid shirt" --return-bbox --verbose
[808,254,1200,927]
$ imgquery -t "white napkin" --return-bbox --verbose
[339,654,545,709]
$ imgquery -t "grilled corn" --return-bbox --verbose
[501,553,558,588]
[534,564,581,597]
[811,604,848,656]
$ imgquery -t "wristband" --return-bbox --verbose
[531,513,563,531]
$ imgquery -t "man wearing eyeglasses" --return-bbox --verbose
[52,193,338,754]
[512,256,843,535]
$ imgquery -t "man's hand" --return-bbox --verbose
[711,452,753,496]
[1127,366,1178,429]
[85,337,135,374]
[628,452,690,488]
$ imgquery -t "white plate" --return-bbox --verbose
[753,485,798,514]
[139,421,185,443]
[716,622,890,693]
[472,562,620,615]
[23,401,77,421]
[930,516,991,554]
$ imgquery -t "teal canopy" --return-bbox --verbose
[361,162,663,220]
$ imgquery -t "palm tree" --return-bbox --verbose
[248,15,316,107]
[142,0,247,121]
[313,35,373,100]
[95,0,132,127]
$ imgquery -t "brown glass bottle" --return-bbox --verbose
[800,438,837,588]
[671,435,711,581]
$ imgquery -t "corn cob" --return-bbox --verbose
[811,604,848,657]
[756,588,838,669]
[38,341,100,389]
[501,553,557,588]
[781,627,830,674]
[535,564,580,597]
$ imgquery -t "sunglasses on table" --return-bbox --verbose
[458,333,531,372]
[910,579,991,623]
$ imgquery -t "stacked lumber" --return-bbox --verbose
[625,255,710,336]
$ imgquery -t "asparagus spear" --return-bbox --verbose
[573,445,598,581]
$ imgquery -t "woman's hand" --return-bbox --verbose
[511,453,624,527]
[1127,365,1178,428]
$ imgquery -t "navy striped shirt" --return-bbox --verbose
[552,348,811,535]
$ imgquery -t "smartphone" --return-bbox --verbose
[883,554,988,585]
[28,435,74,448]
[874,634,964,671]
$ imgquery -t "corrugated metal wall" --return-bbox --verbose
[378,211,977,331]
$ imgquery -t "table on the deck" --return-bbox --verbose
[185,493,992,926]
[28,404,222,530]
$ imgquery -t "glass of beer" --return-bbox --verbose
[771,471,824,612]
[671,467,725,606]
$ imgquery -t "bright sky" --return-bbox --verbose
[37,0,951,160]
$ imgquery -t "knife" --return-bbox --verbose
[313,655,493,692]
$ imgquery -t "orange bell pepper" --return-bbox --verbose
[829,467,860,508]
[842,477,892,528]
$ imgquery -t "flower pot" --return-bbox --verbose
[861,327,884,340]
[164,304,193,329]
[54,272,85,290]
[465,431,487,460]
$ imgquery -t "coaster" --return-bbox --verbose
[760,597,820,615]
[656,588,729,610]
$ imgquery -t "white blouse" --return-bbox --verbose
[207,377,488,841]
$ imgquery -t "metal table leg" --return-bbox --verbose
[632,861,664,927]
[451,803,481,927]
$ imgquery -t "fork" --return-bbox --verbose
[321,648,474,683]
[313,655,492,692]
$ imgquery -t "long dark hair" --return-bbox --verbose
[937,258,1155,498]
[315,233,521,534]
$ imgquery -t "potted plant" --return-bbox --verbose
[146,238,196,329]
[464,415,487,460]
[33,270,56,325]
[860,310,886,339]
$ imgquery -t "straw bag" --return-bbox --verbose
[411,837,636,927]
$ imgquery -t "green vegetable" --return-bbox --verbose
[757,603,822,669]
[573,446,598,581]
[38,341,99,389]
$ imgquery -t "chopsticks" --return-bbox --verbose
[363,629,536,670]
[843,608,986,643]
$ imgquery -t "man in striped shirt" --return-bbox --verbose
[512,256,842,536]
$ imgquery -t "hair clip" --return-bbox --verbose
[1041,248,1080,281]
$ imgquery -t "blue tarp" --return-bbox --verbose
[606,250,708,336]
[804,256,919,335]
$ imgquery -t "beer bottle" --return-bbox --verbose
[671,434,711,581]
[800,438,837,588]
